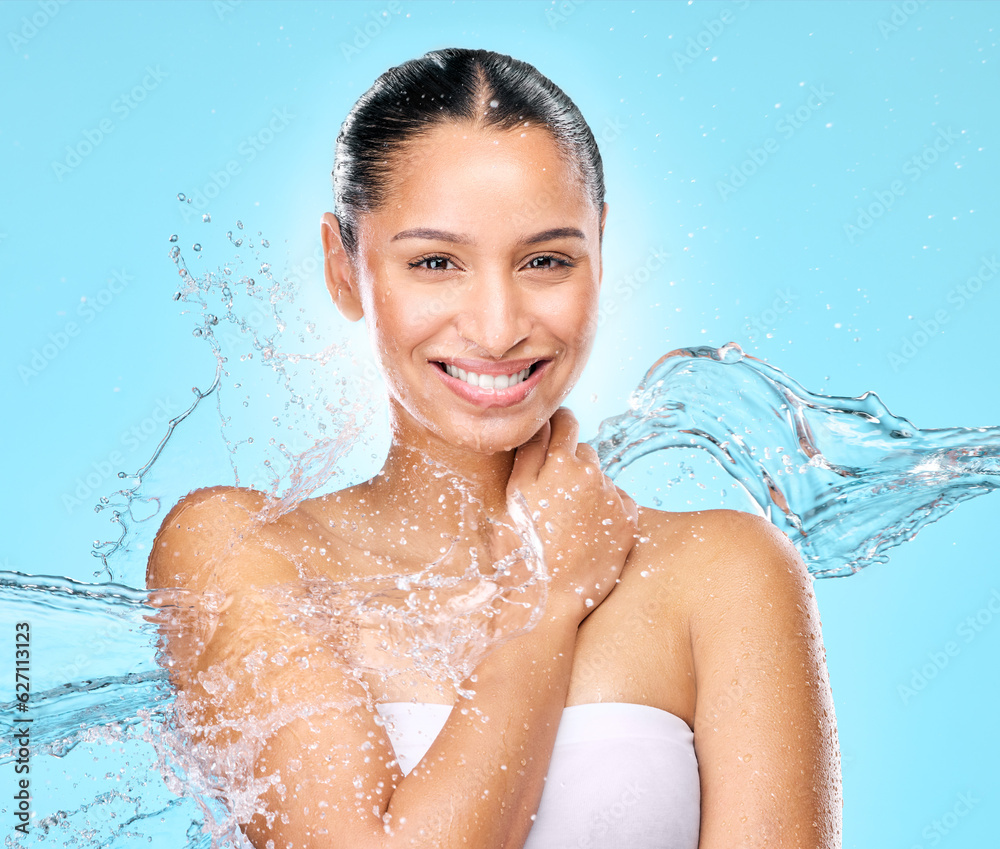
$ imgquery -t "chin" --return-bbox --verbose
[389,378,570,455]
[429,412,549,455]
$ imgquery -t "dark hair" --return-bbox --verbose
[332,47,605,258]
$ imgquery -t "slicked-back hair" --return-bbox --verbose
[332,47,605,258]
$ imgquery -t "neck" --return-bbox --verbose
[360,403,518,550]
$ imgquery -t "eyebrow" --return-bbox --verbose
[391,227,587,246]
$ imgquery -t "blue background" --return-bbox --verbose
[2,0,998,845]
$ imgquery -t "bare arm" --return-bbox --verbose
[147,408,639,849]
[688,510,842,849]
[247,603,580,848]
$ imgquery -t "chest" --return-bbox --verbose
[355,557,696,730]
[285,504,697,729]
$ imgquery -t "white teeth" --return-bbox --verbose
[442,363,534,390]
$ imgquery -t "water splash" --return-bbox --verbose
[0,572,183,848]
[590,342,1000,577]
[4,216,999,846]
[90,213,382,588]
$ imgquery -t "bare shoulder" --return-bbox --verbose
[637,508,841,846]
[635,506,812,624]
[146,484,279,590]
[636,504,799,564]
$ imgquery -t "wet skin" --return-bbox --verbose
[148,119,841,848]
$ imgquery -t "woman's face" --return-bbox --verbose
[325,120,606,454]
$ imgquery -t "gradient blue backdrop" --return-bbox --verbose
[3,1,999,845]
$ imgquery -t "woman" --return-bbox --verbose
[148,47,841,848]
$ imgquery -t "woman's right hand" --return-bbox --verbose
[506,406,639,624]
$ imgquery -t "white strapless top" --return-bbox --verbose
[375,701,701,848]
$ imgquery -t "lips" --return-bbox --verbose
[431,359,550,408]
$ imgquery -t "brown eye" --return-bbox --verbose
[408,255,456,272]
[527,255,573,271]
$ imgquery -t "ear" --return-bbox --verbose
[320,212,364,322]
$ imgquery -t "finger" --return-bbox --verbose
[615,486,640,529]
[546,407,580,459]
[575,441,601,467]
[508,418,551,491]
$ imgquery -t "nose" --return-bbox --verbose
[455,270,531,358]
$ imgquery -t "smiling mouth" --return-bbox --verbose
[434,361,543,390]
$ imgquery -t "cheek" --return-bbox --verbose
[365,296,442,383]
[553,288,599,350]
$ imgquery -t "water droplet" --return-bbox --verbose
[192,243,202,252]
[202,213,211,223]
[176,192,186,202]
[168,234,178,242]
